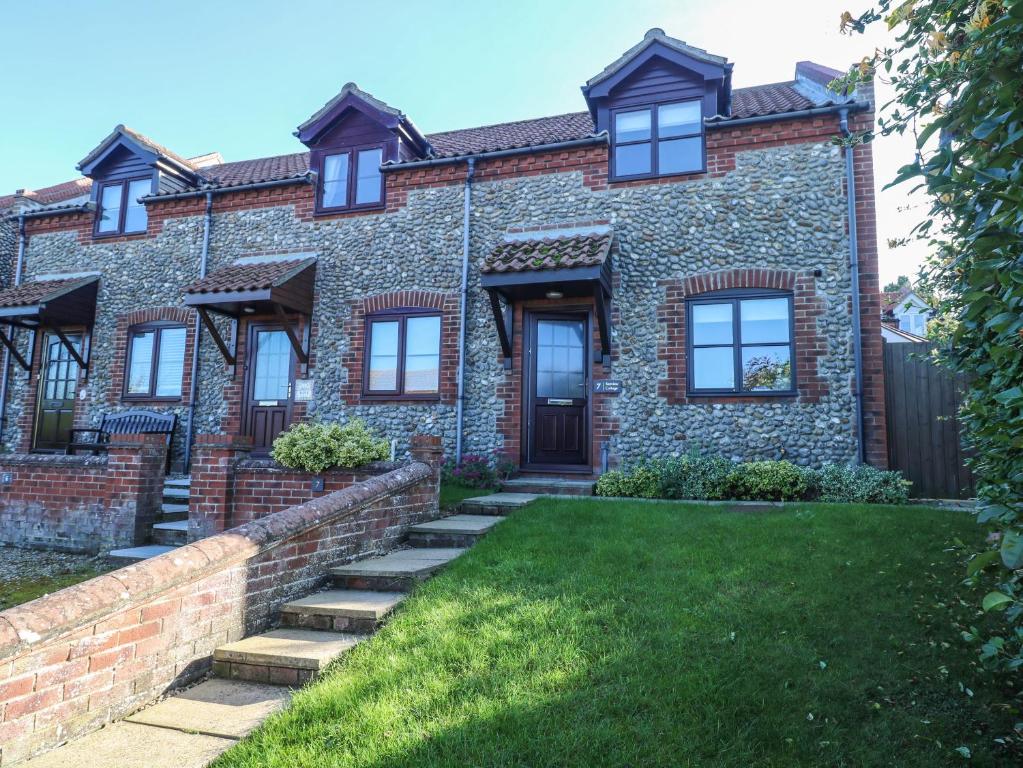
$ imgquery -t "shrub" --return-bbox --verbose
[656,454,735,500]
[807,463,910,505]
[727,460,809,502]
[441,453,517,489]
[271,420,390,473]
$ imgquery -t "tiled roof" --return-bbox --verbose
[483,231,612,274]
[184,258,315,295]
[200,152,312,188]
[882,287,915,313]
[728,81,817,119]
[426,112,596,159]
[0,276,98,309]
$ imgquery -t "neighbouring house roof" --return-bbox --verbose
[881,287,930,316]
[184,257,316,295]
[881,322,929,343]
[482,231,613,274]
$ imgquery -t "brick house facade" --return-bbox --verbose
[0,29,886,475]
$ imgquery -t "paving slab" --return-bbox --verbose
[214,628,363,670]
[466,492,537,507]
[152,519,188,532]
[108,544,176,561]
[281,589,406,620]
[161,502,189,514]
[330,548,466,578]
[126,679,291,739]
[20,721,234,768]
[409,514,505,535]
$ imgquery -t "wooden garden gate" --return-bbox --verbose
[883,341,975,499]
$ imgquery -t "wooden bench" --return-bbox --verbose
[67,410,177,469]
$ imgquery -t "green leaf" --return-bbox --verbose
[983,592,1014,612]
[1001,530,1023,569]
[967,549,1001,576]
[993,386,1023,405]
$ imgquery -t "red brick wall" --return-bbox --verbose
[656,268,828,406]
[340,290,460,405]
[0,433,166,553]
[0,442,441,766]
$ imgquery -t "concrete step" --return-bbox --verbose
[406,514,505,548]
[280,589,406,633]
[460,492,538,515]
[213,628,363,685]
[161,502,189,520]
[152,519,188,547]
[163,487,190,503]
[108,544,176,563]
[164,476,191,489]
[125,678,291,739]
[330,547,465,592]
[503,477,595,496]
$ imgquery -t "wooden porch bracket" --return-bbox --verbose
[197,306,236,366]
[487,289,514,369]
[0,327,29,371]
[593,284,612,365]
[52,327,89,377]
[273,303,309,367]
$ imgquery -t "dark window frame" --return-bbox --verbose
[94,176,151,237]
[122,321,187,402]
[361,307,442,401]
[610,99,705,181]
[316,143,385,214]
[686,288,797,397]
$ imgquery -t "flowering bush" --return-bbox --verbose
[271,420,389,473]
[442,453,517,489]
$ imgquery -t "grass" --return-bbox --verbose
[0,567,108,611]
[214,499,1018,768]
[438,482,494,510]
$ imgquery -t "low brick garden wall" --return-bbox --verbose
[0,434,441,766]
[0,434,167,553]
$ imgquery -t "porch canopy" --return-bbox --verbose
[0,275,100,372]
[480,228,613,365]
[183,256,316,365]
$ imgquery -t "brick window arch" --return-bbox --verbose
[658,269,827,405]
[341,291,459,404]
[109,307,196,404]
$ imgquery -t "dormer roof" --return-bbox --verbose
[76,125,202,181]
[294,82,431,156]
[585,28,729,89]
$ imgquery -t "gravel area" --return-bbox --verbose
[0,547,115,613]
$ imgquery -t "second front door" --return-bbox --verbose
[244,323,296,454]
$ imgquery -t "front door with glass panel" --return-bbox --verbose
[526,313,588,468]
[33,332,82,451]
[244,324,296,453]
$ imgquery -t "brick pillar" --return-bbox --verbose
[106,433,168,547]
[409,434,443,503]
[189,434,251,541]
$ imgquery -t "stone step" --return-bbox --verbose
[125,678,291,740]
[161,502,189,521]
[406,514,505,548]
[152,519,188,547]
[460,492,538,515]
[163,487,190,502]
[213,628,363,685]
[503,477,595,496]
[280,589,406,633]
[108,544,177,563]
[330,547,465,592]
[164,476,191,489]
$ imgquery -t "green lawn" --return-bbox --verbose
[438,482,493,510]
[215,499,1017,768]
[0,567,108,611]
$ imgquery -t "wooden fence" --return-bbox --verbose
[883,341,975,499]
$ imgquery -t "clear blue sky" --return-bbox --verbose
[0,0,922,283]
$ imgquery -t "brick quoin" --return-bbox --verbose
[656,268,829,406]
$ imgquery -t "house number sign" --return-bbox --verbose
[594,380,623,395]
[294,379,314,402]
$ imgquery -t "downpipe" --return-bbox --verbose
[454,157,476,463]
[840,108,866,465]
[0,214,26,440]
[182,191,213,470]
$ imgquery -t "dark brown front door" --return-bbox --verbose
[526,313,589,468]
[33,332,82,451]
[244,323,296,454]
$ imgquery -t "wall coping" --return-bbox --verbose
[0,460,433,658]
[0,453,108,468]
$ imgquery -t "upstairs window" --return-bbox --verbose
[125,323,187,399]
[612,100,704,179]
[319,146,384,212]
[96,177,150,235]
[688,291,795,395]
[364,310,441,398]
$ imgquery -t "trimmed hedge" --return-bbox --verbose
[271,419,390,473]
[595,455,910,505]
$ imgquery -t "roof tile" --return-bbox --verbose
[483,231,612,274]
[184,258,315,295]
[0,277,98,309]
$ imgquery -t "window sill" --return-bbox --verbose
[121,396,184,405]
[686,391,798,401]
[314,203,385,217]
[359,394,441,404]
[609,168,707,183]
[93,230,149,241]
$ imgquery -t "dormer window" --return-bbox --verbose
[318,146,384,212]
[611,100,704,180]
[96,177,150,235]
